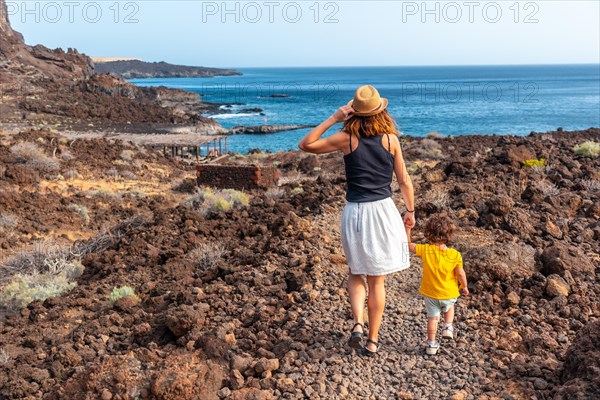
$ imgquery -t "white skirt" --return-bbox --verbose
[340,197,411,276]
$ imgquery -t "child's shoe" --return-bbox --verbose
[426,340,439,355]
[442,323,454,339]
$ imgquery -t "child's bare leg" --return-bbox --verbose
[427,317,439,341]
[443,305,455,325]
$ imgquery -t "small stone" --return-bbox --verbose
[277,377,295,393]
[230,369,244,390]
[225,333,237,346]
[506,292,520,307]
[100,389,113,400]
[543,221,563,239]
[255,358,280,374]
[451,391,468,400]
[396,391,413,399]
[218,387,231,398]
[533,378,548,390]
[231,355,253,373]
[337,385,349,396]
[546,274,570,297]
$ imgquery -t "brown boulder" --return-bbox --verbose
[540,243,595,276]
[545,274,570,297]
[464,243,535,283]
[504,145,536,166]
[165,304,207,337]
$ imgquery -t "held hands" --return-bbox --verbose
[330,105,354,123]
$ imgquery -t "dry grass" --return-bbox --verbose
[537,180,560,197]
[423,187,450,209]
[67,204,90,224]
[580,179,600,192]
[0,348,9,364]
[0,212,18,230]
[73,214,150,257]
[120,149,135,161]
[120,170,138,180]
[10,142,60,171]
[411,138,445,160]
[265,187,284,199]
[188,242,225,271]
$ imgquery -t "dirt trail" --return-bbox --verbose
[287,207,485,400]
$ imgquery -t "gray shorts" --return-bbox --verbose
[424,296,457,318]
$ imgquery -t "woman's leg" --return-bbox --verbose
[348,273,367,333]
[366,275,386,351]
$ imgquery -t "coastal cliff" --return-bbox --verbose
[94,60,241,79]
[0,0,218,130]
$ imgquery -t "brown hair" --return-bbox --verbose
[423,213,457,245]
[342,109,401,138]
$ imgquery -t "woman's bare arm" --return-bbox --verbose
[298,106,353,154]
[390,135,415,228]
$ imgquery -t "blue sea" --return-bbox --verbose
[130,65,600,154]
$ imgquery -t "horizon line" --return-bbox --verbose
[224,62,600,69]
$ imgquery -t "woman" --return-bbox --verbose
[298,85,415,356]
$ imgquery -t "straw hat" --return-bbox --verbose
[347,85,388,117]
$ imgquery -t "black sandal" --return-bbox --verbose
[348,323,364,349]
[360,339,379,357]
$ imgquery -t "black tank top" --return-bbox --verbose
[343,133,394,202]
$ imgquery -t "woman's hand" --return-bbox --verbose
[403,211,415,229]
[331,105,354,123]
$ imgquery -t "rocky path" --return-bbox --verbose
[267,208,493,400]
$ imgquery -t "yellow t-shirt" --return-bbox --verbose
[416,244,463,300]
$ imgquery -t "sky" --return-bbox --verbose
[6,0,600,68]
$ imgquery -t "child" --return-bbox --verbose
[406,213,468,355]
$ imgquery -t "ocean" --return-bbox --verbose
[129,65,600,154]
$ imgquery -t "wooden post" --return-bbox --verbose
[196,145,199,161]
[218,138,222,155]
[225,136,228,153]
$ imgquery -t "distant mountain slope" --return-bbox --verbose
[94,60,242,79]
[0,0,220,129]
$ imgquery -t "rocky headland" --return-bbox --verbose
[93,60,241,79]
[0,0,220,132]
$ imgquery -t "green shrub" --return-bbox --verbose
[0,261,84,310]
[212,197,231,212]
[223,189,249,207]
[108,286,139,304]
[572,141,600,158]
[182,188,249,213]
[522,158,546,169]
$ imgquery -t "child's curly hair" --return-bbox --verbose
[423,213,456,244]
